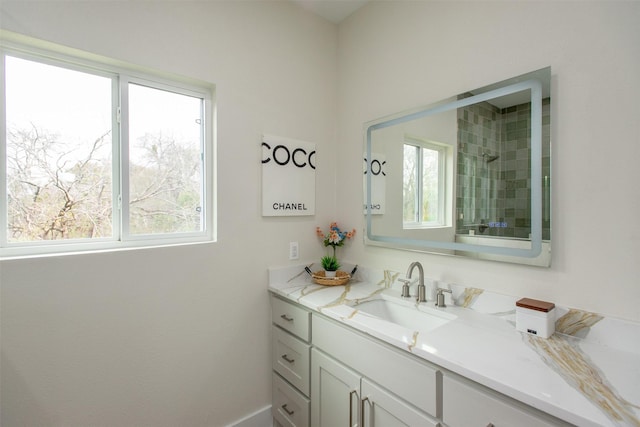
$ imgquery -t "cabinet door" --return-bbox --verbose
[361,379,439,427]
[311,348,361,427]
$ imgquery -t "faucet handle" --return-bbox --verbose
[435,288,452,307]
[416,283,427,303]
[397,278,412,298]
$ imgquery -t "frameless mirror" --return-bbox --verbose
[364,67,551,266]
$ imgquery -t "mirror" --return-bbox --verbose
[364,67,551,266]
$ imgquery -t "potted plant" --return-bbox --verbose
[320,255,341,277]
[316,222,355,276]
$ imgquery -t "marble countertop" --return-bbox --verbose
[268,264,640,427]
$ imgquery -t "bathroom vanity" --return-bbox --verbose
[269,265,640,427]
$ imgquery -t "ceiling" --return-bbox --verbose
[291,0,370,24]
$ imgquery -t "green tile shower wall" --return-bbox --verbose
[456,98,551,240]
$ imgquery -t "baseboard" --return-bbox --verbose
[226,405,272,427]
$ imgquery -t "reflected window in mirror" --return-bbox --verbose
[403,136,448,228]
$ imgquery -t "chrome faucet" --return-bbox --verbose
[404,261,427,303]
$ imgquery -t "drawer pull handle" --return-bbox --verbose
[361,396,370,427]
[487,424,494,427]
[348,390,357,427]
[281,404,294,416]
[280,314,294,322]
[281,354,295,364]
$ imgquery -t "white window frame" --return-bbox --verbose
[0,32,216,258]
[403,136,447,228]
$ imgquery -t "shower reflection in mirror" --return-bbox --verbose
[456,94,551,240]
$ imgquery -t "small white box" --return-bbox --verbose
[516,298,556,338]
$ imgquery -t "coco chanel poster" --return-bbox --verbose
[262,134,316,216]
[363,153,385,215]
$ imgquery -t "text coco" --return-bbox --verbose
[262,142,316,169]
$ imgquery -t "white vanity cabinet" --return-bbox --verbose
[270,293,573,427]
[271,296,311,427]
[311,314,441,427]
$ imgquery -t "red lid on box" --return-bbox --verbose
[516,297,555,312]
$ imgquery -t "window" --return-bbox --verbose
[1,38,215,257]
[403,137,446,227]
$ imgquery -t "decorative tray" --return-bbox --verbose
[312,270,351,286]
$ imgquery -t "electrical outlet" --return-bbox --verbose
[289,241,299,260]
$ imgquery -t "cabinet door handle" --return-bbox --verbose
[281,354,295,364]
[281,403,294,416]
[280,314,294,322]
[361,396,370,427]
[348,390,357,427]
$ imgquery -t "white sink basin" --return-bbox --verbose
[352,298,456,333]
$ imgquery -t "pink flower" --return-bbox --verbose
[316,222,355,255]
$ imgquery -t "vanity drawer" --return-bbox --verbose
[273,326,310,395]
[272,296,311,341]
[273,372,310,427]
[442,374,570,427]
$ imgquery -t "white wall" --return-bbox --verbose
[337,1,640,322]
[0,1,336,425]
[2,1,639,425]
